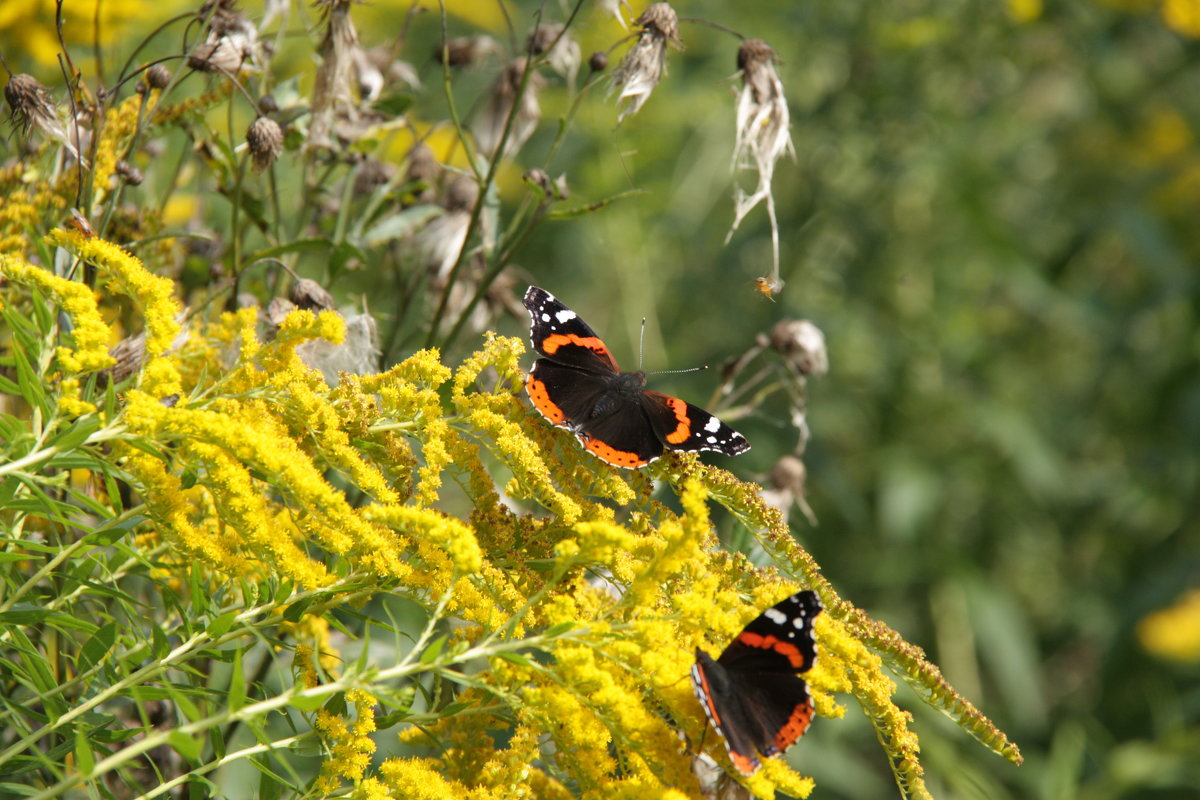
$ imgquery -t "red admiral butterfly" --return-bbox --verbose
[691,590,822,775]
[523,286,750,469]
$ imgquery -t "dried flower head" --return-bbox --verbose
[3,73,82,159]
[528,24,580,84]
[309,0,361,149]
[146,64,171,89]
[116,160,145,186]
[609,2,680,123]
[290,278,336,312]
[729,38,795,287]
[474,58,543,158]
[434,36,498,68]
[246,116,283,171]
[760,455,815,527]
[769,319,828,376]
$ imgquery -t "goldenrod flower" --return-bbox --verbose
[0,254,115,375]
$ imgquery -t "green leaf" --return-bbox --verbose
[495,651,532,666]
[206,611,238,639]
[419,635,447,664]
[167,730,203,762]
[244,239,331,265]
[287,691,326,712]
[74,728,95,775]
[544,621,576,637]
[228,647,246,712]
[78,622,119,673]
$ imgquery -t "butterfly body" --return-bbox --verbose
[523,286,750,468]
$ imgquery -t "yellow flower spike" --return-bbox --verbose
[413,417,454,507]
[56,377,99,417]
[315,689,378,792]
[364,504,483,574]
[0,254,116,375]
[89,95,146,204]
[122,390,420,584]
[450,333,525,406]
[361,347,451,395]
[118,446,248,578]
[377,757,471,800]
[47,228,184,396]
[184,441,333,589]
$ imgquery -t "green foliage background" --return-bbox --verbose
[1,0,1198,797]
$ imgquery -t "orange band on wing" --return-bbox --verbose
[542,333,615,364]
[582,435,650,468]
[770,702,814,755]
[661,396,692,444]
[736,631,809,669]
[526,374,566,424]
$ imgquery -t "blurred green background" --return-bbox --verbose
[5,0,1198,797]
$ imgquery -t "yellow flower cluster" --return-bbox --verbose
[4,229,1020,796]
[0,253,115,375]
[315,689,378,793]
[48,227,183,397]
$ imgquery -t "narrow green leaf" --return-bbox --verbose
[419,635,447,664]
[74,728,95,775]
[206,611,238,639]
[495,651,532,666]
[360,205,441,247]
[228,647,246,712]
[167,730,203,762]
[78,622,119,673]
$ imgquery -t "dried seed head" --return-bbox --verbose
[589,51,608,72]
[609,2,679,123]
[289,278,335,311]
[246,116,283,171]
[474,58,543,157]
[444,175,479,212]
[524,168,552,194]
[354,157,396,196]
[769,319,828,376]
[730,37,794,235]
[104,333,147,385]
[116,160,145,186]
[146,64,171,89]
[4,74,56,135]
[135,81,149,96]
[527,24,580,83]
[258,94,278,113]
[768,455,807,495]
[435,36,497,68]
[637,2,680,40]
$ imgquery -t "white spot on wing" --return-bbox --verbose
[764,608,787,625]
[555,309,577,324]
[541,313,550,322]
[705,416,721,432]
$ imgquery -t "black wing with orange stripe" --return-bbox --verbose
[691,590,822,775]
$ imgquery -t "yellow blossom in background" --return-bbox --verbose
[1008,0,1044,22]
[1162,0,1200,34]
[1139,588,1200,661]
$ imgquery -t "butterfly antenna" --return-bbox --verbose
[639,317,646,370]
[647,365,709,376]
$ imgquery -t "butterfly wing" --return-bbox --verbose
[640,391,750,457]
[693,591,822,775]
[524,286,620,374]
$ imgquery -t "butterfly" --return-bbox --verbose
[523,286,750,468]
[691,590,822,775]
